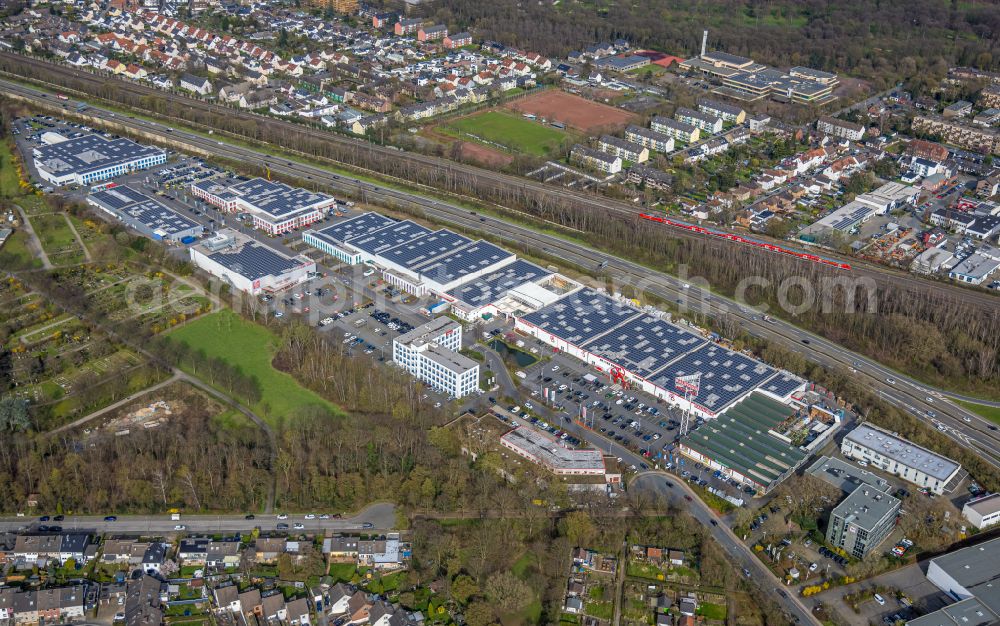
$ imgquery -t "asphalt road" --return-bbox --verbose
[6,79,999,464]
[0,502,396,534]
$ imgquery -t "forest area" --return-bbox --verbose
[422,0,999,87]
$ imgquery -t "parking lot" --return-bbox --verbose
[487,327,753,501]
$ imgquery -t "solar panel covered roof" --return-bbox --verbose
[414,240,514,285]
[760,371,804,399]
[520,288,640,346]
[650,342,777,413]
[380,229,473,270]
[349,220,431,255]
[90,185,201,236]
[446,259,552,307]
[122,199,201,235]
[312,212,395,246]
[583,314,705,379]
[34,134,164,176]
[207,243,302,280]
[228,178,332,218]
[89,185,149,209]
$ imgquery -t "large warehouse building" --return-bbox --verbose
[87,185,204,242]
[515,288,804,420]
[188,229,315,294]
[909,538,1000,626]
[303,212,577,309]
[33,134,166,186]
[192,178,336,236]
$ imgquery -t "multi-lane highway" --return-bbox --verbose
[5,77,999,470]
[0,503,396,534]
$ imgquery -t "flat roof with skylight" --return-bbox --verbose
[844,424,961,482]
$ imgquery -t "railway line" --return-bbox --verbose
[4,75,1000,470]
[3,52,999,312]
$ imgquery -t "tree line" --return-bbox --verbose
[424,0,999,88]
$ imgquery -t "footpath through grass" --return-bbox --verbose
[955,399,1000,426]
[167,309,339,425]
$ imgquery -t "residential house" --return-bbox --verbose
[142,543,166,575]
[177,538,210,565]
[205,540,241,569]
[213,585,241,614]
[180,73,213,96]
[239,589,263,622]
[357,535,405,570]
[625,125,675,153]
[571,144,622,174]
[326,583,354,615]
[285,598,310,626]
[650,116,699,143]
[261,591,288,623]
[417,25,447,42]
[102,539,149,567]
[255,538,287,564]
[698,99,745,124]
[394,19,422,36]
[817,116,865,141]
[598,135,648,163]
[323,537,360,562]
[675,107,723,135]
[443,32,472,49]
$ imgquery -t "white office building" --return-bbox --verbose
[392,317,478,398]
[840,423,965,495]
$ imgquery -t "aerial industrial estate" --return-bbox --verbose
[2,1,1000,626]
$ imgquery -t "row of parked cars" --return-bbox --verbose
[818,545,849,566]
[370,308,414,334]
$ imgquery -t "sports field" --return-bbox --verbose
[168,309,338,424]
[506,89,637,132]
[443,111,569,156]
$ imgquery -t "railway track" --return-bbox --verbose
[3,52,999,313]
[5,73,1000,469]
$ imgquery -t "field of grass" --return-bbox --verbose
[695,602,727,620]
[168,309,339,425]
[955,400,1000,426]
[0,140,21,196]
[443,111,569,156]
[0,228,42,269]
[31,212,86,264]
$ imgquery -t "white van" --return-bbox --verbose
[873,594,885,606]
[515,371,527,379]
[170,513,181,521]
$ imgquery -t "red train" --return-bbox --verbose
[639,214,852,271]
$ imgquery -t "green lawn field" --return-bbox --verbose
[444,111,569,156]
[955,399,1000,426]
[168,309,339,424]
[32,213,85,261]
